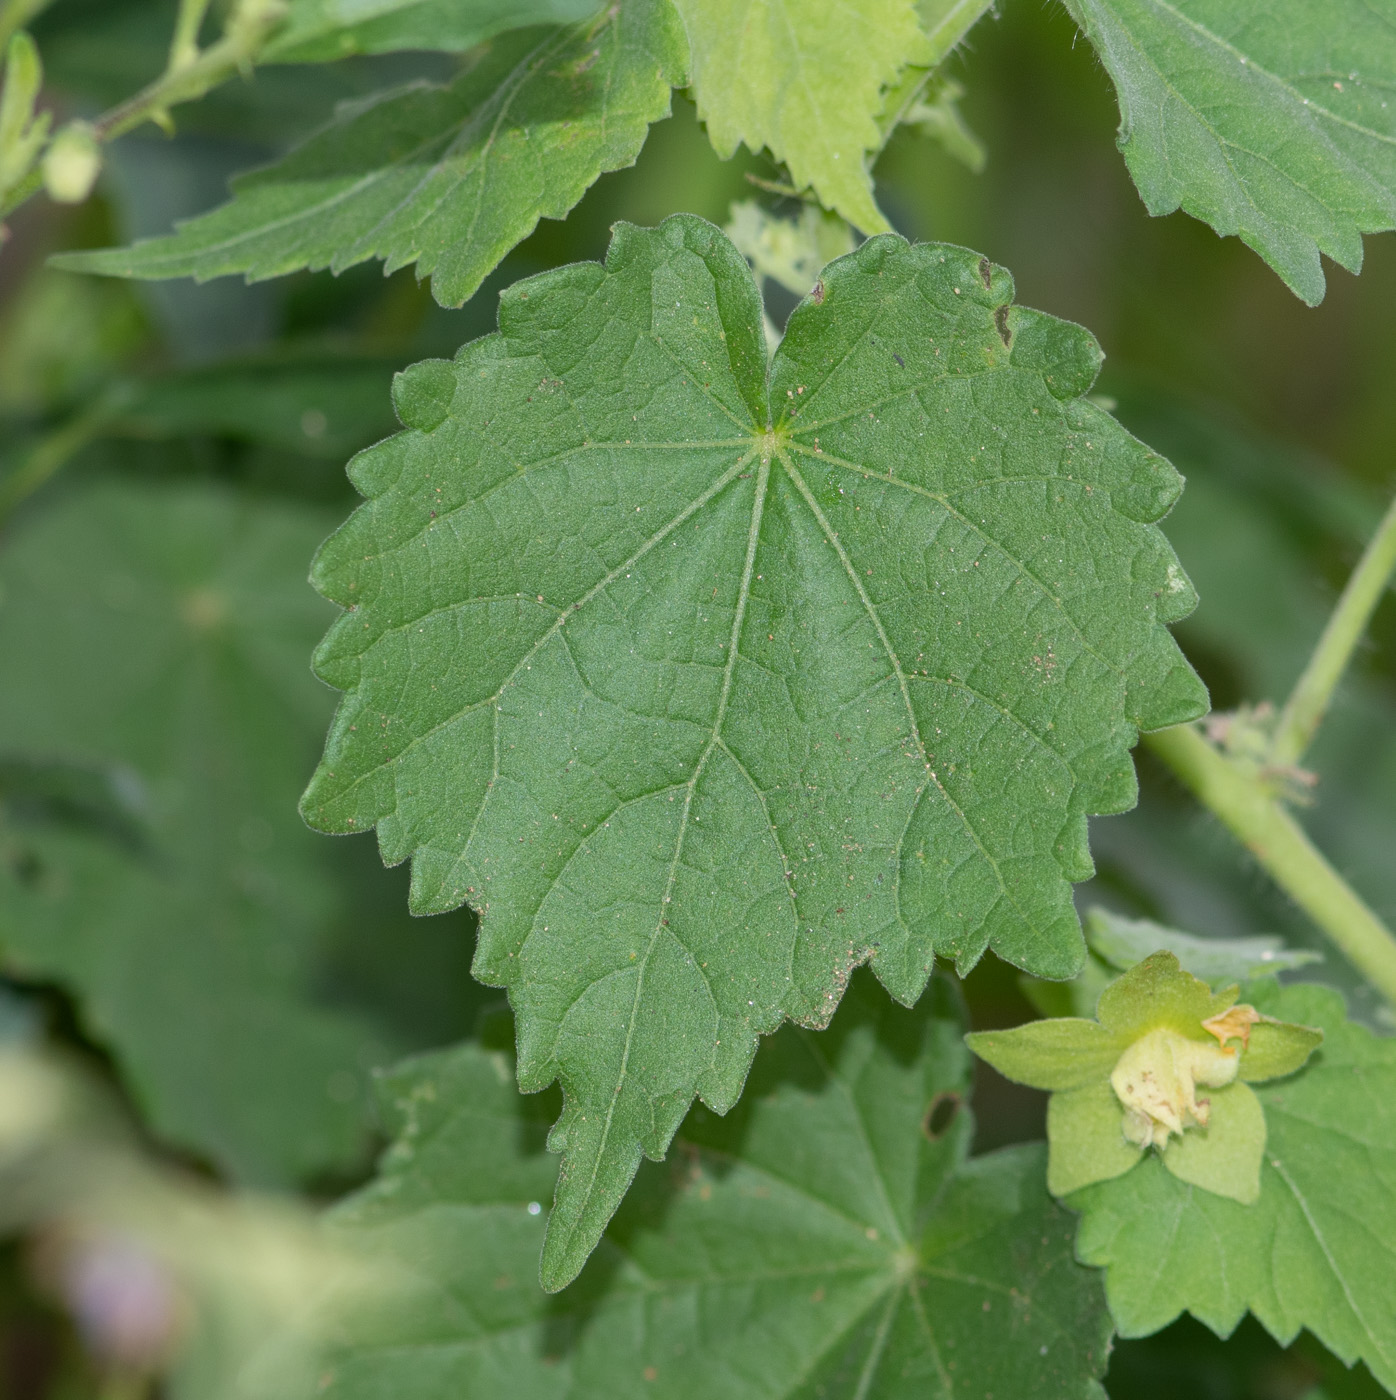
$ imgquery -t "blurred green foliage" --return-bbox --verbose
[0,0,1392,1395]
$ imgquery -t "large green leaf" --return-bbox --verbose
[0,478,478,1184]
[673,0,928,232]
[312,975,1113,1397]
[1071,981,1396,1394]
[1065,0,1396,305]
[266,0,601,62]
[298,215,1206,1285]
[52,3,685,309]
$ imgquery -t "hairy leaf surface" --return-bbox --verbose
[314,976,1113,1397]
[267,0,600,62]
[1066,0,1396,304]
[52,3,684,309]
[299,215,1205,1285]
[673,0,927,231]
[1072,982,1396,1392]
[0,479,478,1184]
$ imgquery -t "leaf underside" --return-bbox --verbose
[1072,982,1396,1394]
[1066,0,1396,304]
[52,3,685,309]
[316,976,1113,1398]
[299,214,1205,1286]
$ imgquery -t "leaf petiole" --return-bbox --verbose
[1145,723,1396,1008]
[1270,488,1396,767]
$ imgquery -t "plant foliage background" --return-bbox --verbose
[0,1,1394,1397]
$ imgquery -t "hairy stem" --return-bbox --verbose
[92,0,285,143]
[1146,723,1396,1008]
[1271,490,1396,767]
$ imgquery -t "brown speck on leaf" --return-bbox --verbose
[811,279,825,304]
[978,255,992,288]
[994,303,1011,347]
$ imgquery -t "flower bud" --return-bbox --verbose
[42,121,101,204]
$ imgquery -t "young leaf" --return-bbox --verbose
[673,0,930,231]
[299,215,1206,1286]
[266,0,600,62]
[311,976,1113,1397]
[1084,905,1322,985]
[1072,982,1396,1394]
[1064,0,1396,305]
[0,478,475,1185]
[51,3,685,309]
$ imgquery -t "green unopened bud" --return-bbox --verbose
[42,120,100,203]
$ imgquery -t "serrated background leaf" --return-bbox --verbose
[52,3,686,309]
[1084,906,1322,985]
[673,0,927,231]
[298,215,1205,1284]
[0,478,480,1184]
[266,0,601,63]
[1064,0,1396,304]
[308,975,1112,1399]
[1072,982,1396,1393]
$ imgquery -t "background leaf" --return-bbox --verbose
[1072,981,1396,1393]
[1084,906,1322,985]
[1064,0,1396,304]
[53,2,686,309]
[309,974,1113,1399]
[0,478,481,1185]
[298,214,1204,1286]
[673,0,929,231]
[266,0,602,63]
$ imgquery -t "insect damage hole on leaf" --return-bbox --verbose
[300,213,1206,1290]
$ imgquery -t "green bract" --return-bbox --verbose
[967,951,1322,1203]
[297,215,1205,1288]
[307,977,1115,1399]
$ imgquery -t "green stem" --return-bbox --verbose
[92,1,284,143]
[0,403,111,526]
[1146,723,1396,1008]
[1,0,283,221]
[1270,489,1396,767]
[168,0,214,72]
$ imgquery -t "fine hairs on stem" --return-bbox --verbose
[1147,484,1396,1008]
